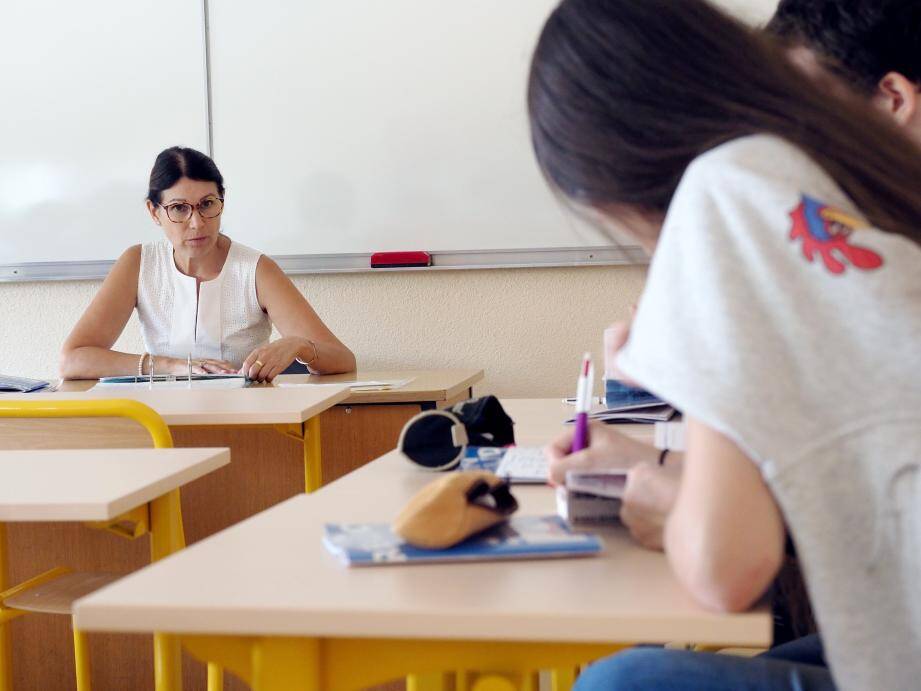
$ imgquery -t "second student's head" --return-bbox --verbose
[767,0,921,145]
[527,0,921,252]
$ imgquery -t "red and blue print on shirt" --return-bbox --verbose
[788,195,883,275]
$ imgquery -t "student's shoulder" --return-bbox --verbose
[662,136,839,261]
[684,134,826,189]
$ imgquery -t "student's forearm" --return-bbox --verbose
[664,512,780,613]
[662,421,784,613]
[298,339,356,375]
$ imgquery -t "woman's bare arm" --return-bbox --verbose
[246,255,356,376]
[59,246,144,379]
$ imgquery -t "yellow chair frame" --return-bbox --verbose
[0,399,186,691]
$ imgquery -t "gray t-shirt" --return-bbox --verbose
[619,134,921,691]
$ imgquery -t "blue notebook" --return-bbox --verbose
[0,375,51,393]
[459,446,507,473]
[323,515,602,567]
[604,379,664,408]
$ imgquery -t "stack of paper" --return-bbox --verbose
[566,402,675,425]
[597,379,676,423]
[654,420,686,451]
[557,470,626,524]
[565,380,676,424]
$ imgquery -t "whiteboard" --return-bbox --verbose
[208,0,606,256]
[0,0,778,279]
[209,0,777,257]
[0,1,208,266]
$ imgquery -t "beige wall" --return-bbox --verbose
[0,265,646,398]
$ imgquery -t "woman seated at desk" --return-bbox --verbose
[60,147,356,382]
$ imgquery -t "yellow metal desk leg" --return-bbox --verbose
[304,416,323,493]
[73,625,92,691]
[252,637,320,691]
[0,523,11,691]
[408,672,449,691]
[207,663,224,691]
[470,676,516,691]
[550,668,576,691]
[522,671,541,691]
[150,491,186,691]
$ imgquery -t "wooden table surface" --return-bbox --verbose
[275,369,484,405]
[75,399,770,648]
[2,384,351,426]
[52,369,483,406]
[0,448,229,521]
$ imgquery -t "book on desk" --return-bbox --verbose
[0,375,52,393]
[323,515,602,566]
[563,380,676,424]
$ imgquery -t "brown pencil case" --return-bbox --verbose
[393,471,519,549]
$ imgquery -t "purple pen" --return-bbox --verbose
[571,353,594,453]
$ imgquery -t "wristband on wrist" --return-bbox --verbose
[138,353,148,378]
[295,339,319,367]
[658,448,669,466]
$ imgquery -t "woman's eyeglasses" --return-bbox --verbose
[160,197,224,223]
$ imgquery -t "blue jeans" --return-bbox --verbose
[574,635,834,691]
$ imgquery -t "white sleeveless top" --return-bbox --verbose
[137,238,272,368]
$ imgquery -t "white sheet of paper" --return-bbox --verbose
[276,378,414,391]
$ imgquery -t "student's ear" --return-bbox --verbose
[874,71,920,127]
[146,199,162,226]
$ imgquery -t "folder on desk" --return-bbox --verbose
[94,374,249,390]
[0,375,51,393]
[564,380,675,424]
[323,515,601,566]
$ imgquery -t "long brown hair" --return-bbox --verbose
[528,0,921,246]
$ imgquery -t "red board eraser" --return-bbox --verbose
[370,251,432,268]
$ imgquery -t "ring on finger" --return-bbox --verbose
[254,359,265,368]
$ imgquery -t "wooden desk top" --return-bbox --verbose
[502,398,654,447]
[0,385,351,426]
[274,369,484,405]
[0,448,229,521]
[74,400,769,646]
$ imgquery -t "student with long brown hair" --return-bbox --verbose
[531,0,921,689]
[561,0,921,654]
